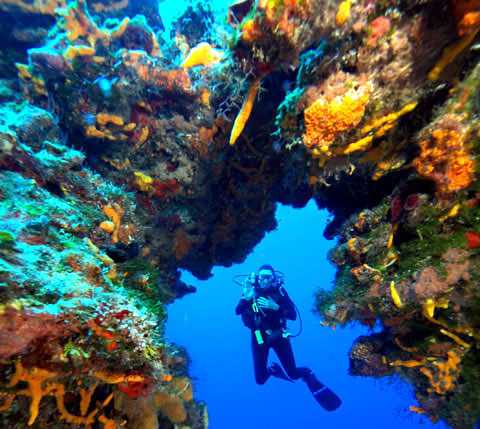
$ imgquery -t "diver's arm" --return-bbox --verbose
[235,299,251,315]
[236,275,255,315]
[279,290,296,320]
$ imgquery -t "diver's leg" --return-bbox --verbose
[251,333,270,385]
[274,338,342,411]
[267,362,294,382]
[272,338,311,380]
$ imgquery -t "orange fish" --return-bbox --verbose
[105,341,118,352]
[162,374,173,382]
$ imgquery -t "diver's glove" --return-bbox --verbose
[256,296,280,311]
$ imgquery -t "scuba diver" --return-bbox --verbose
[235,264,341,411]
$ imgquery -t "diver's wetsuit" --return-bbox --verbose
[235,286,311,384]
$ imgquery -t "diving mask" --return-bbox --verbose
[257,269,275,288]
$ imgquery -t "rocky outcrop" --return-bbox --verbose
[1,0,480,427]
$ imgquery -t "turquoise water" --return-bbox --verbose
[167,202,449,429]
[160,0,229,35]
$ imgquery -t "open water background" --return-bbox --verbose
[166,202,449,429]
[162,2,449,427]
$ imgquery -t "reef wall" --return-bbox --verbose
[226,0,480,427]
[0,0,479,428]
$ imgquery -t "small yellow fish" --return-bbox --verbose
[409,406,426,414]
[336,0,352,26]
[390,281,404,308]
[423,298,435,318]
[387,231,394,248]
[439,203,461,222]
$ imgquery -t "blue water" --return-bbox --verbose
[166,202,449,429]
[160,0,228,35]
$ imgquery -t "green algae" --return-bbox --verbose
[63,341,90,360]
[117,257,169,321]
[272,86,305,144]
[0,230,15,247]
[394,206,467,281]
[314,264,367,324]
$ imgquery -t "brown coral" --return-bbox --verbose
[414,267,449,300]
[351,264,382,286]
[155,391,187,423]
[441,248,470,285]
[413,249,470,301]
[258,0,312,43]
[173,229,193,261]
[121,51,192,94]
[0,309,72,359]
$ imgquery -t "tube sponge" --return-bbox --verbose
[229,78,261,146]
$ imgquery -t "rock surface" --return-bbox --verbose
[0,0,479,427]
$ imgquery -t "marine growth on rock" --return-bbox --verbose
[0,0,480,428]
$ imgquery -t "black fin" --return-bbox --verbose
[303,372,342,411]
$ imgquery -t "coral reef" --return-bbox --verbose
[1,0,480,427]
[13,0,281,280]
[0,96,203,427]
[413,115,475,198]
[314,58,480,428]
